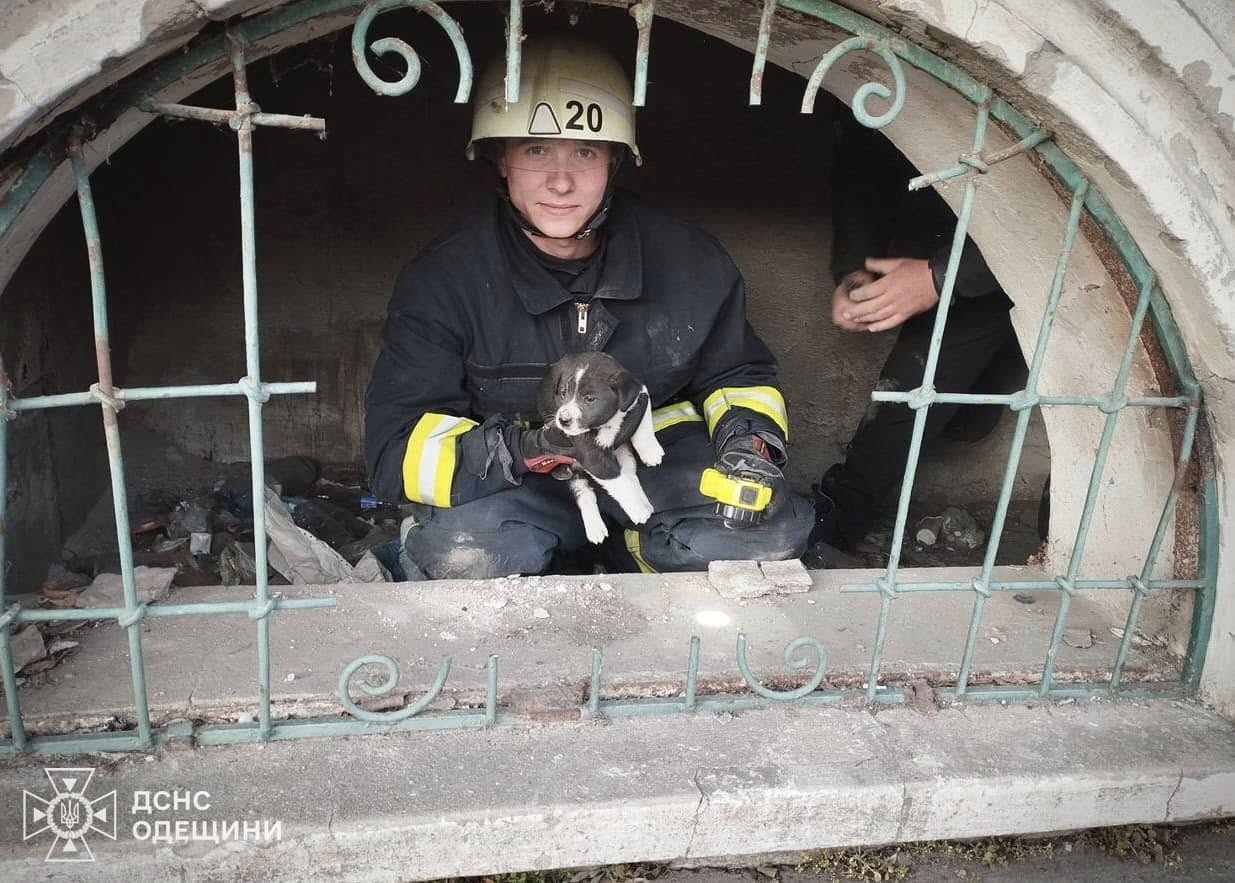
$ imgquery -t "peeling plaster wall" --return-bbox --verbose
[0,0,1231,712]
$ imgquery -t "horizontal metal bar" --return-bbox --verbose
[870,390,1193,409]
[9,380,316,412]
[14,597,335,622]
[142,100,326,132]
[3,676,1192,756]
[908,127,1052,190]
[936,682,1185,704]
[842,579,1204,594]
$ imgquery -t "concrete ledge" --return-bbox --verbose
[6,566,1176,735]
[1,700,1232,880]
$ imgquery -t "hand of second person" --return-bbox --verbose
[831,269,877,332]
[841,257,939,333]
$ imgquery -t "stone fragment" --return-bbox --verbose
[11,624,46,671]
[1063,626,1094,649]
[78,566,176,608]
[916,516,945,546]
[757,559,813,591]
[707,559,765,599]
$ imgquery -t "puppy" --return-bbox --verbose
[537,352,665,544]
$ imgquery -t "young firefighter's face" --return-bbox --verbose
[499,139,614,243]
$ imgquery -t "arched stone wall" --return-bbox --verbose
[0,0,1231,714]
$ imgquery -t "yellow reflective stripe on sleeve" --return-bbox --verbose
[402,413,479,507]
[624,529,658,574]
[651,401,705,433]
[702,386,789,438]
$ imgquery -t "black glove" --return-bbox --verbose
[714,434,787,514]
[519,425,577,476]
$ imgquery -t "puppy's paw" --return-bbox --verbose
[582,510,609,545]
[638,439,665,467]
[625,496,654,525]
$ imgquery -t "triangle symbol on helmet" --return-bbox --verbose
[528,102,562,135]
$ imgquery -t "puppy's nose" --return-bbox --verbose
[557,414,575,428]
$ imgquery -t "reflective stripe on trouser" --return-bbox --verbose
[702,386,789,438]
[401,413,479,506]
[401,421,813,579]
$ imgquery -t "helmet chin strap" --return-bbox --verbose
[500,151,626,242]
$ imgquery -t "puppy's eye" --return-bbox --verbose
[583,394,598,404]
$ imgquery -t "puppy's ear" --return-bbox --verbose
[611,369,642,411]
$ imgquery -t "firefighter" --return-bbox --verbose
[365,35,814,580]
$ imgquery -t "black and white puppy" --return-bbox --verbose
[537,352,665,544]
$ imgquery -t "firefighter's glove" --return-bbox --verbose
[519,425,578,477]
[714,434,787,515]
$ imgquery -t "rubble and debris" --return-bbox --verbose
[11,625,47,672]
[707,559,764,599]
[40,565,91,608]
[1063,626,1095,649]
[78,566,177,608]
[915,515,945,546]
[940,506,985,551]
[758,559,813,591]
[218,542,258,585]
[708,559,813,599]
[166,499,211,539]
[264,490,386,584]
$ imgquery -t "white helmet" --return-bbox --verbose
[467,35,642,165]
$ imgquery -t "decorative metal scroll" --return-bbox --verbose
[352,0,473,100]
[337,633,833,722]
[338,654,454,722]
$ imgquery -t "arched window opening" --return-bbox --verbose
[0,0,1211,755]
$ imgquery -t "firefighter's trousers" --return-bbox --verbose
[400,422,814,579]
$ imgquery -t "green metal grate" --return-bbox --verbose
[0,0,1216,755]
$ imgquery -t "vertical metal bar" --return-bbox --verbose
[1040,270,1155,695]
[0,369,26,752]
[630,1,655,108]
[505,0,522,105]
[1110,399,1199,689]
[485,654,498,725]
[69,141,153,747]
[230,40,275,739]
[589,648,603,717]
[750,0,777,105]
[865,98,990,702]
[684,635,700,710]
[955,179,1087,694]
[1182,463,1219,692]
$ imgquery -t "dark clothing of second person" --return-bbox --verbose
[819,115,1026,551]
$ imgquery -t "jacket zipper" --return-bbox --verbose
[576,302,590,335]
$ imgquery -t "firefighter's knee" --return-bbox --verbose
[635,490,814,572]
[404,512,556,580]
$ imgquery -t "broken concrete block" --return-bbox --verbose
[78,566,176,609]
[189,532,212,556]
[1063,626,1095,649]
[707,559,766,599]
[916,515,945,546]
[11,625,46,672]
[757,559,813,592]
